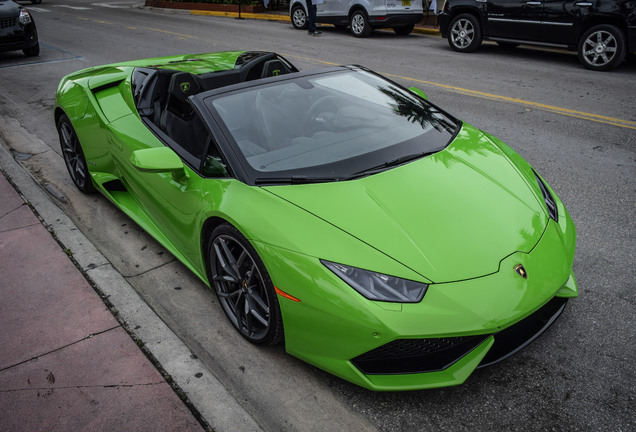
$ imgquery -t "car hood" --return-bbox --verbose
[264,125,547,283]
[0,1,20,18]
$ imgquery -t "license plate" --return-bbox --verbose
[402,0,411,5]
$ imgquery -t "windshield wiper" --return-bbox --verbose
[255,176,342,185]
[346,149,440,180]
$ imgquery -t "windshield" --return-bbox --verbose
[204,68,458,183]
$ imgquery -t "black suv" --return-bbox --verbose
[0,0,39,57]
[438,0,636,71]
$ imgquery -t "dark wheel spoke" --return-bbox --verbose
[247,295,269,327]
[214,238,240,281]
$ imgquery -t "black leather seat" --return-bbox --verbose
[261,60,289,78]
[160,73,208,158]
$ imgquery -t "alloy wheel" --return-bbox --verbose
[292,7,307,29]
[212,234,272,342]
[581,30,618,68]
[59,117,93,193]
[450,19,474,49]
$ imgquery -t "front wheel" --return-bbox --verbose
[57,114,95,194]
[448,13,482,53]
[350,10,371,38]
[578,24,626,71]
[291,5,308,30]
[207,224,284,346]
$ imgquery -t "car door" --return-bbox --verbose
[312,0,331,19]
[107,111,219,271]
[540,0,586,45]
[485,0,543,42]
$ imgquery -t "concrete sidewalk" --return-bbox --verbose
[0,169,206,430]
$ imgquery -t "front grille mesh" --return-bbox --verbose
[0,17,17,29]
[352,335,489,375]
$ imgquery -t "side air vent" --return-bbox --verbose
[533,170,558,222]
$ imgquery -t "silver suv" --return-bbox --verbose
[290,0,424,37]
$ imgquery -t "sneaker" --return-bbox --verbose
[308,31,323,36]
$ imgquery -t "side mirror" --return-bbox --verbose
[131,147,186,180]
[202,156,229,178]
[409,87,428,100]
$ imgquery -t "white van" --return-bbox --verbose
[289,0,424,38]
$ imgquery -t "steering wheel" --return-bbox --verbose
[304,96,340,135]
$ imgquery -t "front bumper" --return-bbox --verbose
[0,19,38,53]
[260,194,576,391]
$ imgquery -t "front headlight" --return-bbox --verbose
[322,260,428,303]
[19,10,32,25]
[533,170,558,222]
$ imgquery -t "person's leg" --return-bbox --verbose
[307,3,317,33]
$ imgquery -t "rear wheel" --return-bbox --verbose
[57,114,95,194]
[578,24,626,71]
[207,224,284,346]
[448,13,482,52]
[291,5,308,30]
[350,10,371,38]
[393,24,414,36]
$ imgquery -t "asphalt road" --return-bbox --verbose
[1,1,635,431]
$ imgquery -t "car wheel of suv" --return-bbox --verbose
[578,24,626,71]
[291,5,308,30]
[350,10,371,38]
[448,13,482,53]
[394,24,414,36]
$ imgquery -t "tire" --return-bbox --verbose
[394,24,414,36]
[207,224,284,346]
[291,5,308,30]
[23,44,40,57]
[57,114,96,194]
[578,24,626,71]
[448,13,482,53]
[350,10,371,38]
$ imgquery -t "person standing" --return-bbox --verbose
[307,0,323,36]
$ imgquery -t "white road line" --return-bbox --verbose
[25,7,49,12]
[54,5,92,10]
[91,2,132,7]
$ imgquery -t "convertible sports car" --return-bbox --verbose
[55,51,577,391]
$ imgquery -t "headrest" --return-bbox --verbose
[261,60,288,78]
[168,72,201,104]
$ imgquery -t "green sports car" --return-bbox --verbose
[54,51,577,391]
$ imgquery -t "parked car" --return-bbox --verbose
[55,50,577,390]
[290,0,424,37]
[438,0,636,71]
[0,0,39,57]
